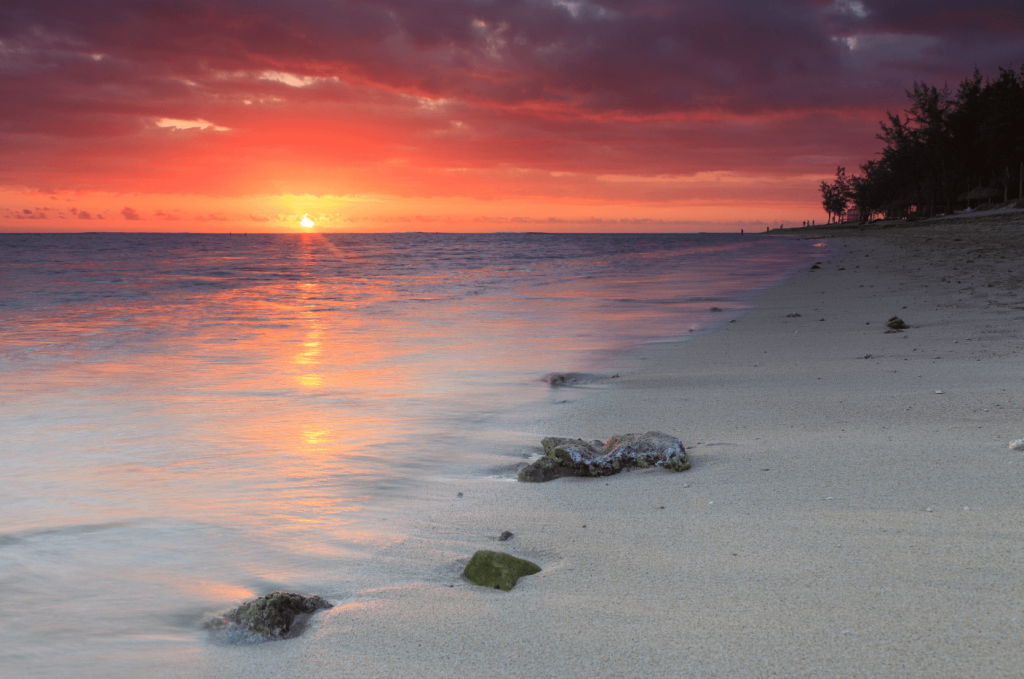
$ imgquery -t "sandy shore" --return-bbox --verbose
[193,211,1024,678]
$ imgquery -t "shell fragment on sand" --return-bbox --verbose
[1010,439,1024,451]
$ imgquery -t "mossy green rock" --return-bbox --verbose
[227,592,332,638]
[463,550,541,591]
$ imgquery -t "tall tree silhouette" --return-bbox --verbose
[819,166,851,223]
[821,64,1024,222]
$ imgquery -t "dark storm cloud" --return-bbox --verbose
[2,0,1020,118]
[0,1,1021,196]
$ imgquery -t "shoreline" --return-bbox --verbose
[192,214,1024,677]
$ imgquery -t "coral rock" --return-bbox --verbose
[521,431,689,482]
[518,456,563,482]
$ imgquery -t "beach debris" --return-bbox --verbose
[456,491,464,498]
[518,432,689,483]
[863,354,872,359]
[886,316,909,330]
[463,550,540,591]
[935,390,943,394]
[810,264,821,270]
[498,530,514,541]
[1009,439,1024,451]
[709,306,723,312]
[786,313,801,317]
[544,372,602,387]
[207,592,333,642]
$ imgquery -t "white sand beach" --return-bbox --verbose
[194,212,1024,678]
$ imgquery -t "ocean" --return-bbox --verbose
[0,231,825,676]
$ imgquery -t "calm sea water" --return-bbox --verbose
[0,232,824,676]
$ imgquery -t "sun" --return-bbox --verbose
[300,214,315,228]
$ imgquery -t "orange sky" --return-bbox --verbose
[2,1,1022,232]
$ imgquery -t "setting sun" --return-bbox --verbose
[301,214,315,228]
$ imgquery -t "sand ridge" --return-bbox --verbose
[191,213,1024,678]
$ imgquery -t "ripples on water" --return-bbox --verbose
[0,232,824,675]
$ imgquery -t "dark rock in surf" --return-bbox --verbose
[209,592,333,642]
[518,456,562,482]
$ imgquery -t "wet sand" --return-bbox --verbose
[194,210,1024,678]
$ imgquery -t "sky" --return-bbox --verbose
[1,0,1023,233]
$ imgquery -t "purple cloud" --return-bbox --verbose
[0,1,1020,199]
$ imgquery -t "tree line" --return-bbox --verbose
[819,63,1024,223]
